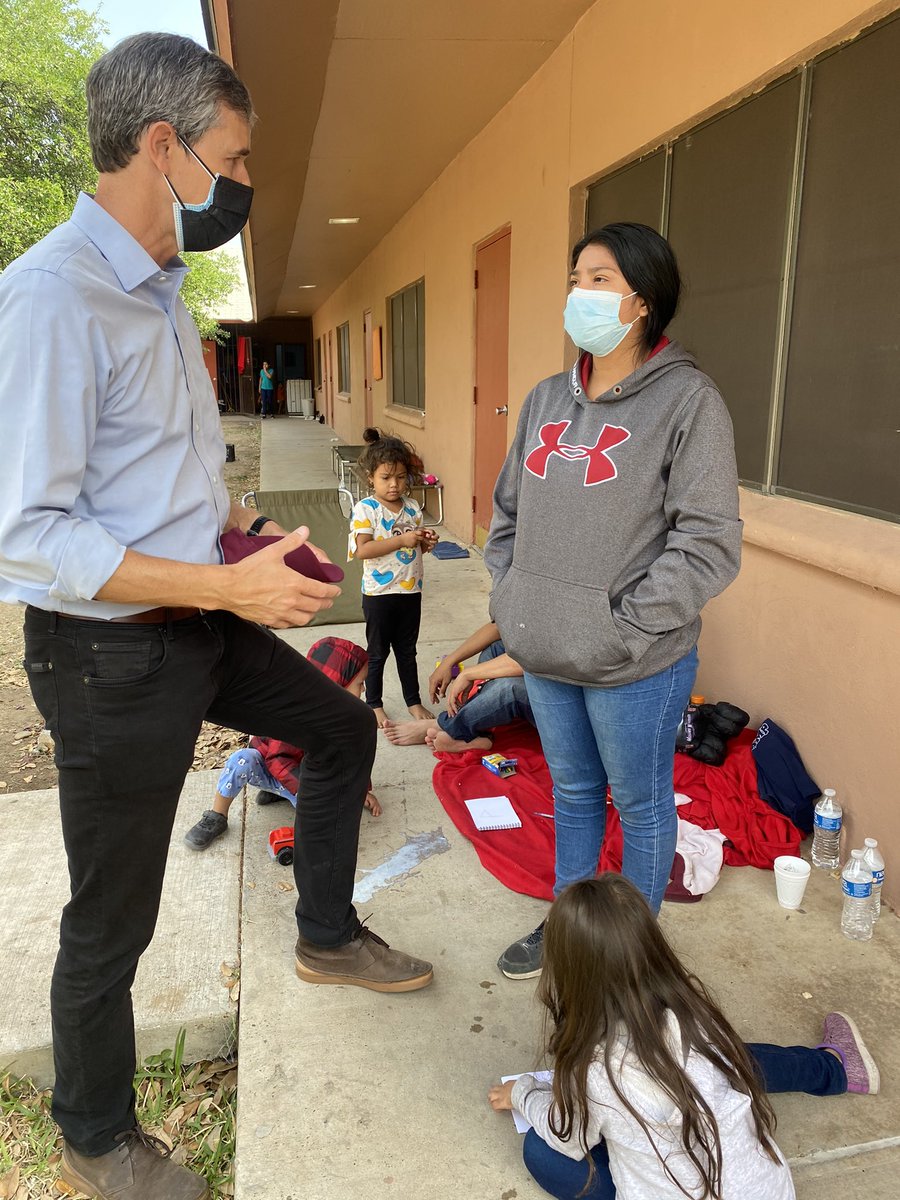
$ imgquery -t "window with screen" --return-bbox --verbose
[337,323,351,393]
[585,150,666,235]
[582,12,900,522]
[389,279,425,410]
[776,18,900,518]
[666,75,801,486]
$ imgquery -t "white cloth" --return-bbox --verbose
[348,496,424,596]
[512,1011,794,1200]
[676,818,727,895]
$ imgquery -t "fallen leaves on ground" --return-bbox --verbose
[191,725,248,773]
[0,1052,237,1200]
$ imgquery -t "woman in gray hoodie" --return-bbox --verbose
[485,223,742,979]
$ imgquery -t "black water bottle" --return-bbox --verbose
[675,693,704,752]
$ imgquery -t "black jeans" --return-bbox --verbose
[362,592,422,707]
[23,607,376,1156]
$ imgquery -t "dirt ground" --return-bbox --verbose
[0,415,261,797]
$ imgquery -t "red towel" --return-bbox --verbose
[432,725,803,901]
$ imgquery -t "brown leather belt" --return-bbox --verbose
[59,607,202,625]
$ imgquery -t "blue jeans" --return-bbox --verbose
[260,388,274,415]
[522,1043,846,1199]
[437,640,533,741]
[524,647,698,913]
[216,747,296,805]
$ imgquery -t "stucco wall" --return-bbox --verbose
[699,495,900,905]
[316,36,573,520]
[313,0,900,904]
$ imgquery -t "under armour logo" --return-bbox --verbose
[524,420,630,486]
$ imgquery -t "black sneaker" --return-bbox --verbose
[255,789,285,806]
[183,810,228,850]
[497,921,545,979]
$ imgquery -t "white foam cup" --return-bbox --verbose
[773,855,811,909]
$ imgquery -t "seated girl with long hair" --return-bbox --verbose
[489,874,878,1200]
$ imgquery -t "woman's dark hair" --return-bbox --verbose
[358,430,423,481]
[570,222,681,352]
[538,875,780,1198]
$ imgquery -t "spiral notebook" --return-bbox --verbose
[465,795,522,831]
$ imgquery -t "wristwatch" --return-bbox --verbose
[247,515,272,536]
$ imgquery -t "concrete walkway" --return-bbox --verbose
[234,418,900,1199]
[0,771,240,1085]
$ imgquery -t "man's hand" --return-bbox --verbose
[488,1081,515,1112]
[224,526,339,628]
[305,538,332,564]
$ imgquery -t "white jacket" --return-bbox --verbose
[512,1012,794,1200]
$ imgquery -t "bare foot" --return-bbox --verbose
[371,706,390,728]
[426,728,494,754]
[382,718,438,746]
[407,704,434,720]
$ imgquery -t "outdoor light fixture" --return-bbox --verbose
[328,217,360,224]
[297,284,317,289]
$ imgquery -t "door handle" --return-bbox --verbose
[495,405,508,415]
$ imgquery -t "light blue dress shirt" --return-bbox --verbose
[0,193,231,618]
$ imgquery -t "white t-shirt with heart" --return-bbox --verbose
[348,496,424,596]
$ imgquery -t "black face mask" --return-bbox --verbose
[164,138,253,253]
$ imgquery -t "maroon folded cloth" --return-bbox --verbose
[220,527,344,583]
[664,853,704,903]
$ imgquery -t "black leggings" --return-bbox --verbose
[363,592,422,707]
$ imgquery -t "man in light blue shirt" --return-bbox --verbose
[0,33,432,1200]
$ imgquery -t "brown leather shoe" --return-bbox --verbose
[295,925,433,992]
[59,1127,208,1199]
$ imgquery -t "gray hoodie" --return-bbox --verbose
[484,340,742,687]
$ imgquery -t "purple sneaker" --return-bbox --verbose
[818,1012,880,1094]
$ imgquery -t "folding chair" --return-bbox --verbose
[331,444,367,489]
[241,487,363,626]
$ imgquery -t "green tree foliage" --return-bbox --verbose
[181,250,240,343]
[0,0,241,341]
[0,0,104,267]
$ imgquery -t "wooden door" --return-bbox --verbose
[473,229,511,546]
[363,309,374,429]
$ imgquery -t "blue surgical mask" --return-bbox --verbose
[164,138,253,253]
[564,287,639,356]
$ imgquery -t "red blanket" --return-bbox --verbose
[432,725,803,901]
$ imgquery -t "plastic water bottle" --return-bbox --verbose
[862,838,885,921]
[811,788,842,870]
[676,694,704,752]
[841,850,874,941]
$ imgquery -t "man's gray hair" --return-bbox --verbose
[86,33,254,172]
